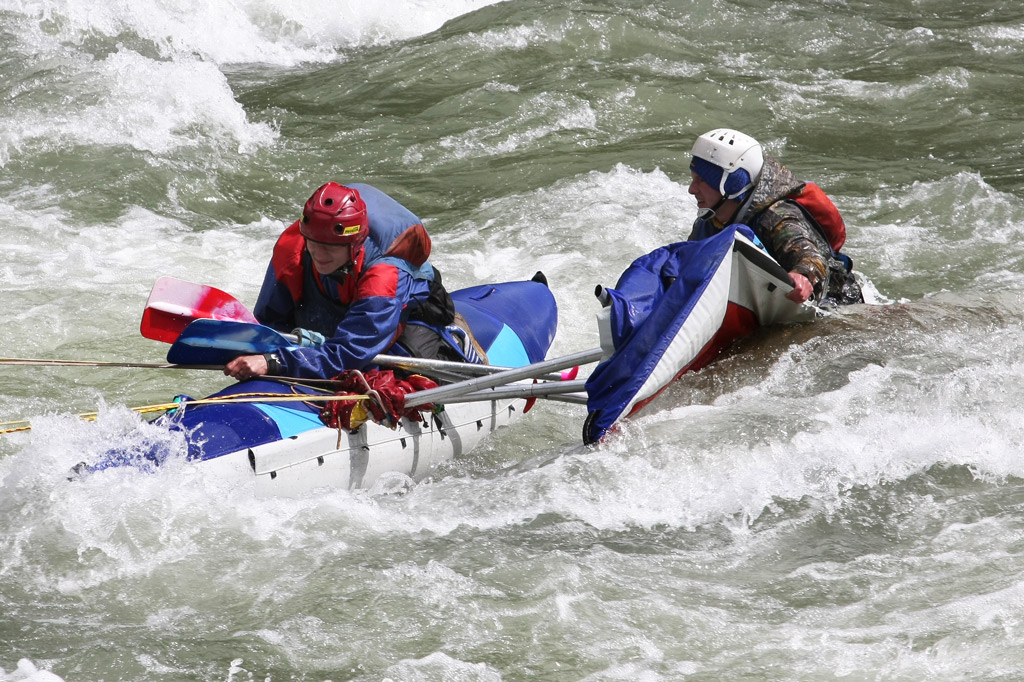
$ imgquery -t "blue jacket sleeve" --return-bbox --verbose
[274,269,413,379]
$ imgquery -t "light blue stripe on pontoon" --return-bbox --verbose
[255,404,326,439]
[485,324,530,368]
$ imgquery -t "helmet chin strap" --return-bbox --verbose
[326,263,354,281]
[696,195,729,222]
[325,244,363,282]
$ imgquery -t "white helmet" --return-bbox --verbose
[690,128,764,199]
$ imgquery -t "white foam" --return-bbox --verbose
[383,652,502,681]
[1,0,514,162]
[8,0,512,65]
[404,91,599,165]
[965,21,1024,55]
[0,659,65,682]
[2,50,277,159]
[457,17,564,51]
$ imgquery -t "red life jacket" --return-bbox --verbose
[787,182,846,253]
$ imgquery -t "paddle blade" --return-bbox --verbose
[167,319,296,366]
[141,277,259,343]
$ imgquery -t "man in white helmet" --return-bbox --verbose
[687,128,862,306]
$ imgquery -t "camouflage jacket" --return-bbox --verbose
[691,156,861,305]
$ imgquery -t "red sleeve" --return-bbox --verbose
[354,263,400,300]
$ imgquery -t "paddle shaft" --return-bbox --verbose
[1,358,222,370]
[373,354,569,382]
[405,348,604,408]
[438,380,588,405]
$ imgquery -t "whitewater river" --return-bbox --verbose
[3,0,1024,680]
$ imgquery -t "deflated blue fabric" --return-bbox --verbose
[583,225,740,444]
[452,280,556,364]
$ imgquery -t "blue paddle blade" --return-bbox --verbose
[167,319,296,365]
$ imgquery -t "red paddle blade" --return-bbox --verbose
[141,276,259,343]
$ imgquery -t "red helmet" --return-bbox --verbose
[299,182,369,246]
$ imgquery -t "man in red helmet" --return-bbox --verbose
[224,182,457,380]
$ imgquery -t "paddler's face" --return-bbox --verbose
[306,240,353,274]
[689,172,723,210]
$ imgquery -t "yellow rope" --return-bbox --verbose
[0,391,368,435]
